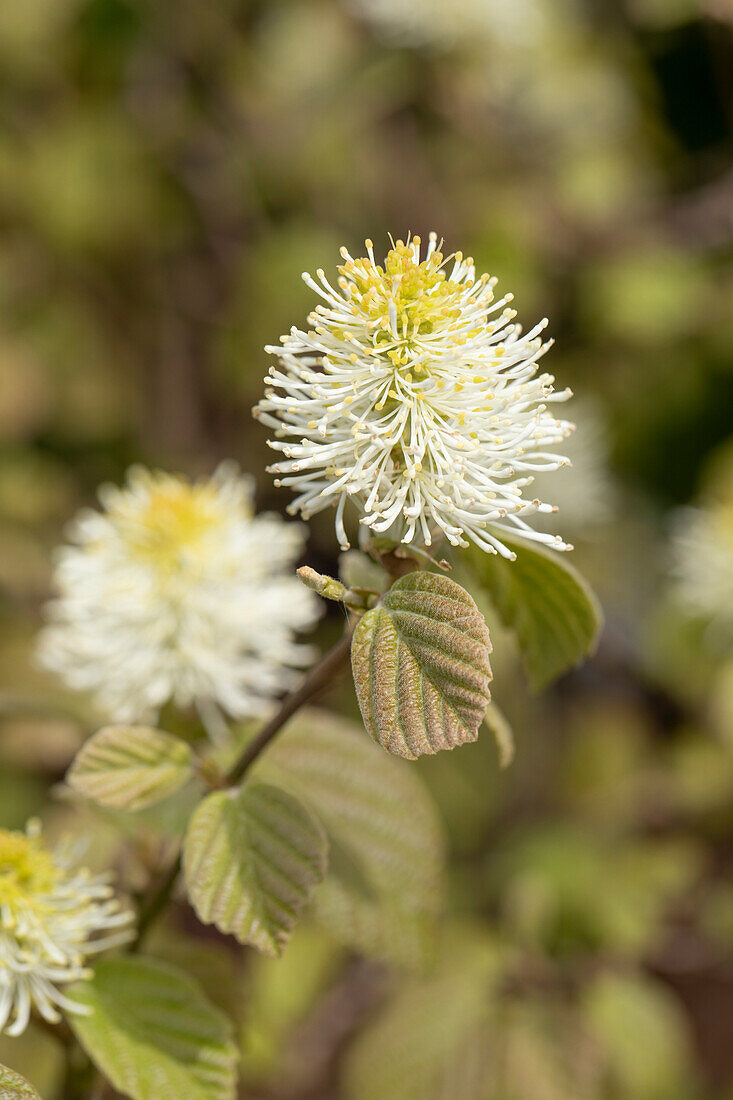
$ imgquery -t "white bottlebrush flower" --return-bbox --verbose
[38,463,321,725]
[673,496,733,643]
[255,233,573,559]
[0,820,134,1035]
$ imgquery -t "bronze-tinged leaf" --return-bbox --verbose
[351,572,492,760]
[0,1064,41,1099]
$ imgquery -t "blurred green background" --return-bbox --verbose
[1,0,733,1096]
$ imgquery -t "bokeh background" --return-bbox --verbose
[1,0,733,1096]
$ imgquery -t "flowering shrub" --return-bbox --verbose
[0,232,605,1099]
[0,0,729,1087]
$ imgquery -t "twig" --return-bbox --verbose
[226,625,354,785]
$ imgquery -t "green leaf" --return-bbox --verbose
[493,828,701,955]
[351,572,493,760]
[254,709,444,967]
[145,925,245,1024]
[0,1065,41,1099]
[183,782,327,957]
[338,549,389,594]
[483,701,515,768]
[345,976,491,1100]
[488,1002,603,1100]
[66,725,194,811]
[345,929,602,1100]
[583,973,695,1100]
[67,957,237,1100]
[465,534,602,689]
[343,929,499,1100]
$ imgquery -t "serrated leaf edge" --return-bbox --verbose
[183,782,328,957]
[352,572,492,760]
[67,725,194,811]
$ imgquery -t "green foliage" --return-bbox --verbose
[483,702,515,769]
[240,924,343,1083]
[583,972,697,1099]
[145,927,245,1025]
[183,782,327,957]
[68,957,238,1100]
[351,572,493,759]
[485,999,608,1100]
[0,1065,41,1099]
[345,938,699,1100]
[254,708,444,967]
[583,246,708,345]
[464,535,602,689]
[0,0,728,1094]
[415,734,504,855]
[495,827,701,955]
[66,725,194,811]
[346,987,491,1100]
[344,930,500,1100]
[339,550,390,595]
[345,930,603,1100]
[61,770,206,848]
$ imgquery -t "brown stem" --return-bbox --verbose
[130,622,355,950]
[226,625,354,785]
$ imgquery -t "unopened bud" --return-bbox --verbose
[297,567,347,602]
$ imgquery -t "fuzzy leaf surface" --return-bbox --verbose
[466,534,602,689]
[351,572,493,760]
[67,725,194,811]
[68,956,237,1100]
[183,782,327,957]
[0,1065,41,1099]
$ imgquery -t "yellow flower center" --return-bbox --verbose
[339,238,464,364]
[0,829,60,910]
[110,475,231,573]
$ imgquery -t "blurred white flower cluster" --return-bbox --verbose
[673,495,733,643]
[350,0,550,50]
[350,0,636,169]
[38,464,320,725]
[0,821,133,1036]
[256,233,573,558]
